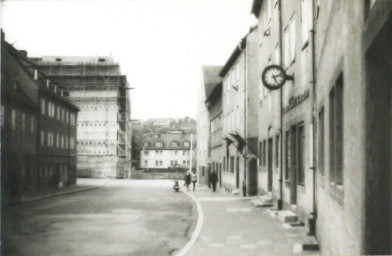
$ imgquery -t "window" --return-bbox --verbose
[297,124,305,185]
[285,130,291,180]
[183,141,190,148]
[40,131,44,146]
[1,105,4,127]
[144,151,149,155]
[21,113,26,131]
[144,142,149,147]
[329,73,344,186]
[301,0,311,45]
[30,116,35,134]
[171,141,178,148]
[152,134,159,139]
[174,150,178,155]
[155,142,163,148]
[284,15,296,67]
[230,156,235,173]
[318,107,325,176]
[11,109,16,130]
[263,140,267,166]
[223,157,226,172]
[275,134,280,168]
[155,161,158,166]
[144,160,148,166]
[160,160,163,166]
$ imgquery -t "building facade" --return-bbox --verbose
[2,34,78,205]
[197,66,221,185]
[220,27,259,196]
[140,132,194,171]
[31,57,131,178]
[205,82,223,188]
[251,0,392,255]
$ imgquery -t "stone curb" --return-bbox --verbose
[17,186,100,204]
[174,188,204,256]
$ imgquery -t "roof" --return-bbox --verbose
[202,66,222,98]
[251,0,263,17]
[219,26,258,77]
[2,39,80,112]
[205,82,222,104]
[142,132,193,150]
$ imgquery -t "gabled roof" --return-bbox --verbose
[202,66,222,98]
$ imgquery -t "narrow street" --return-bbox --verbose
[2,179,195,256]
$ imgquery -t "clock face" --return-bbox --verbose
[261,65,286,90]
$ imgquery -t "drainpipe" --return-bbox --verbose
[308,0,318,236]
[277,0,284,211]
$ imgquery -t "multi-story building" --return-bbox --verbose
[140,132,195,171]
[31,56,131,178]
[205,81,223,188]
[220,27,259,196]
[2,33,78,205]
[251,0,392,255]
[197,66,222,185]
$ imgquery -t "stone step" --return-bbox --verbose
[250,195,273,207]
[277,210,298,223]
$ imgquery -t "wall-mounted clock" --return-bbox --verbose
[261,64,294,90]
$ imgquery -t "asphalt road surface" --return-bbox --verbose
[2,179,195,256]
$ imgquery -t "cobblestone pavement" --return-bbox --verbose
[184,185,320,256]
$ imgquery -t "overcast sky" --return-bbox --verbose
[1,0,256,120]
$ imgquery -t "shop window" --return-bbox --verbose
[297,124,305,185]
[230,156,235,173]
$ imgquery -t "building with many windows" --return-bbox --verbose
[140,132,194,171]
[197,66,222,185]
[251,0,392,254]
[1,33,79,205]
[220,27,259,196]
[31,56,131,178]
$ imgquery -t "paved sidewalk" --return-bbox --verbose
[184,185,320,256]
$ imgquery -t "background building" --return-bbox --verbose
[2,33,78,205]
[220,27,259,196]
[31,56,131,178]
[197,66,221,185]
[139,117,196,177]
[205,82,223,188]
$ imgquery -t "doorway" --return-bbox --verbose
[290,125,297,205]
[236,157,240,189]
[268,138,273,192]
[248,158,258,196]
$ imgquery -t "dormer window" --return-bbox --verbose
[155,142,163,148]
[170,141,178,148]
[152,134,159,139]
[144,142,150,147]
[183,141,190,148]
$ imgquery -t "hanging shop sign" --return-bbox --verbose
[261,65,294,90]
[282,89,310,114]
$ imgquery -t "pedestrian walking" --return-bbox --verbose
[191,171,197,191]
[210,170,218,192]
[184,170,191,191]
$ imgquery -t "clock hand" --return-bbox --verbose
[272,75,278,83]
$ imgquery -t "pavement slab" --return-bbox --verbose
[183,185,320,256]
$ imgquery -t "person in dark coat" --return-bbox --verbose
[184,171,191,191]
[210,170,218,192]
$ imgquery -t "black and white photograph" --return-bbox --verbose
[1,0,391,255]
